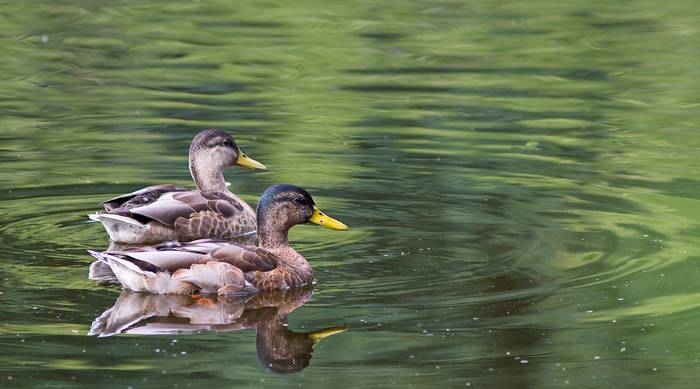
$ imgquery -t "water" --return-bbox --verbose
[1,0,700,387]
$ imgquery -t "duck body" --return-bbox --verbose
[91,188,257,243]
[89,130,265,244]
[88,184,348,295]
[88,239,310,294]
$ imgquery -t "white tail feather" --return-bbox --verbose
[88,260,118,283]
[87,250,195,294]
[88,213,148,242]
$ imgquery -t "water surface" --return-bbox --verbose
[2,0,700,387]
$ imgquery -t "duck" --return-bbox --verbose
[89,129,267,244]
[87,184,348,295]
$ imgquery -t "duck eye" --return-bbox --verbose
[293,198,305,205]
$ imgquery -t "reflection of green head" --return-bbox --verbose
[256,322,346,374]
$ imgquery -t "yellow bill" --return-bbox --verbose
[308,206,348,231]
[235,152,267,170]
[309,326,347,347]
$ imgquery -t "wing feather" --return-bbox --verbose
[127,191,252,229]
[205,245,279,273]
[104,239,229,271]
[101,184,188,211]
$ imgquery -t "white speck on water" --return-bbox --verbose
[41,34,48,43]
[652,367,658,372]
[180,351,187,355]
[594,356,601,360]
[586,310,593,313]
[520,359,528,364]
[620,347,626,352]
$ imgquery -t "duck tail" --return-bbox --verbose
[88,259,118,283]
[87,250,151,291]
[88,213,148,243]
[86,250,196,295]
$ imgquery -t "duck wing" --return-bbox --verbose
[204,245,279,273]
[128,191,248,227]
[109,239,232,271]
[101,184,188,212]
[121,190,255,240]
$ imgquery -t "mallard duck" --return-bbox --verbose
[89,129,266,243]
[87,184,348,294]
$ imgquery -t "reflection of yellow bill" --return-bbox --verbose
[235,152,267,170]
[309,326,347,347]
[308,206,349,231]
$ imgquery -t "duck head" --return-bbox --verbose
[256,184,348,248]
[189,129,266,192]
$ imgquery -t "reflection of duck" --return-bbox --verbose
[89,288,345,374]
[88,184,348,294]
[89,130,266,243]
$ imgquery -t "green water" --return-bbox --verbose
[2,0,700,387]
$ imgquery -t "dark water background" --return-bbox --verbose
[2,1,700,387]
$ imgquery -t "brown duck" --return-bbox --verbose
[88,184,348,294]
[89,129,266,243]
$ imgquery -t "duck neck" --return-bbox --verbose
[259,228,290,251]
[189,157,228,193]
[258,224,308,264]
